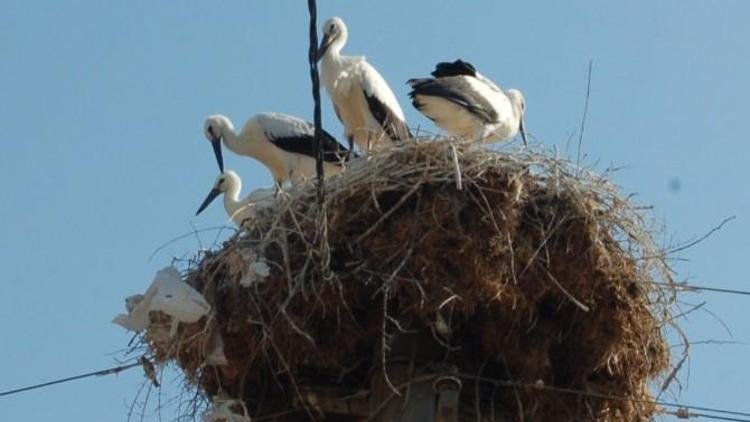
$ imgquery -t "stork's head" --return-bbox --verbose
[195,170,240,216]
[318,17,348,60]
[505,89,528,147]
[204,115,234,172]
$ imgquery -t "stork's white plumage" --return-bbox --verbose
[204,113,353,185]
[317,17,411,153]
[408,60,527,145]
[195,170,274,228]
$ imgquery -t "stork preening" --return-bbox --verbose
[195,170,274,228]
[408,59,527,145]
[203,113,354,187]
[318,16,412,153]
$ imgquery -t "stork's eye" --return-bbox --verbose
[207,126,214,135]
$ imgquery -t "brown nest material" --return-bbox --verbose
[147,140,677,421]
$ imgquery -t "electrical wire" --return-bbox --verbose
[458,373,750,421]
[0,362,141,398]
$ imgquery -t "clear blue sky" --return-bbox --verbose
[1,1,748,420]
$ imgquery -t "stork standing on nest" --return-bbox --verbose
[203,113,353,188]
[317,16,412,153]
[408,59,527,145]
[195,170,273,228]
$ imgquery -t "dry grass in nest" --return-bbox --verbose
[144,139,677,421]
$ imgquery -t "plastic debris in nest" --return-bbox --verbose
[202,396,251,422]
[231,246,271,287]
[205,326,228,366]
[113,266,211,336]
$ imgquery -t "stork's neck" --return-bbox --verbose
[503,90,524,121]
[219,126,244,155]
[324,36,346,61]
[320,41,347,92]
[512,102,522,122]
[222,183,243,221]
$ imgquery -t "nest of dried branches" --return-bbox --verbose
[145,139,677,421]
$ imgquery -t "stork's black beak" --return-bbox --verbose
[317,33,332,61]
[519,119,528,147]
[210,137,224,172]
[196,187,222,216]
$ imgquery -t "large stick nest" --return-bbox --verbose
[147,140,676,421]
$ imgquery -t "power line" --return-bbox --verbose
[3,364,749,421]
[657,281,750,297]
[0,362,141,398]
[458,373,750,421]
[306,0,325,206]
[666,410,750,422]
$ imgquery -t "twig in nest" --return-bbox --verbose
[658,323,689,398]
[663,301,706,325]
[576,60,593,172]
[281,308,316,345]
[267,334,320,421]
[429,321,460,352]
[355,180,423,243]
[386,315,417,334]
[380,287,400,396]
[543,268,590,312]
[148,225,237,262]
[372,244,416,298]
[450,143,463,191]
[517,216,568,279]
[438,294,460,310]
[668,215,735,255]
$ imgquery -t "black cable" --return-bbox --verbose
[307,0,324,206]
[459,373,750,419]
[0,362,141,398]
[666,410,750,422]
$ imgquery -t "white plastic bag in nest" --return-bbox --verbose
[113,294,150,331]
[150,266,210,323]
[240,260,271,287]
[202,396,251,422]
[113,266,211,332]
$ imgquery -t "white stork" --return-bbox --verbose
[317,16,411,153]
[407,59,527,145]
[203,113,354,187]
[195,170,274,228]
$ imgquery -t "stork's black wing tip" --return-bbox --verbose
[431,59,477,78]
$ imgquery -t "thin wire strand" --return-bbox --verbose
[647,281,750,297]
[0,362,141,398]
[575,60,593,171]
[458,373,750,419]
[669,412,750,422]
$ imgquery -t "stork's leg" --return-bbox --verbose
[473,127,487,143]
[347,135,354,161]
[274,180,284,199]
